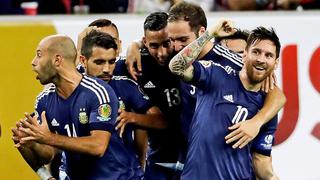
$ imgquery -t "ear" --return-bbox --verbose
[242,50,247,63]
[198,26,206,36]
[54,54,62,66]
[274,58,279,70]
[142,36,147,47]
[118,39,122,55]
[79,55,87,66]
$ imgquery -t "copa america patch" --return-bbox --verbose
[97,104,111,121]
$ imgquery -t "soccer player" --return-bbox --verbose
[13,35,144,180]
[80,29,166,167]
[167,0,285,148]
[123,12,183,180]
[169,21,280,179]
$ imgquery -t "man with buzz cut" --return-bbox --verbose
[12,34,144,180]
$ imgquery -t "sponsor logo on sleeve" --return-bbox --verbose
[260,134,273,149]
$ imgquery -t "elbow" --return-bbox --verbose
[280,93,287,107]
[91,144,108,158]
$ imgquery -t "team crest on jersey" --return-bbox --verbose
[79,108,88,124]
[97,104,111,121]
[199,60,212,68]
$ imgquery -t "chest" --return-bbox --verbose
[45,94,91,137]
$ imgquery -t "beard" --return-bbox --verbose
[246,62,273,84]
[37,61,56,85]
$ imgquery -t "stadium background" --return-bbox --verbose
[0,12,320,179]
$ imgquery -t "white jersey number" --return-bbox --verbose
[164,88,181,107]
[231,105,248,124]
[64,124,77,137]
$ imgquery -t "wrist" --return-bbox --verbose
[37,166,53,180]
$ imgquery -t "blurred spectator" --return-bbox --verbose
[277,0,320,9]
[130,0,181,13]
[83,0,129,13]
[37,0,70,14]
[184,0,215,11]
[215,0,277,10]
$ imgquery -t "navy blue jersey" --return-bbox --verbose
[109,75,152,154]
[178,44,244,163]
[35,75,143,180]
[251,114,278,156]
[181,61,266,180]
[113,56,131,77]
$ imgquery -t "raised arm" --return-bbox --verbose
[169,19,235,81]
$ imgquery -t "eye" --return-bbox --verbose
[109,59,116,64]
[36,51,41,57]
[266,53,274,59]
[163,41,171,48]
[94,59,106,65]
[149,44,159,49]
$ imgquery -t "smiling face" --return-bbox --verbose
[167,20,197,53]
[82,46,117,82]
[243,39,279,84]
[143,28,172,66]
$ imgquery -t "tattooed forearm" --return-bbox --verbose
[169,30,213,76]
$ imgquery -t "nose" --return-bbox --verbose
[157,46,168,60]
[174,42,184,52]
[102,63,110,74]
[31,56,37,67]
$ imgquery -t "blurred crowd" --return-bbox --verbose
[0,0,320,15]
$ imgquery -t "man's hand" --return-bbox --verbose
[225,119,264,149]
[19,111,52,145]
[77,26,100,50]
[261,72,277,93]
[125,41,143,81]
[208,19,236,38]
[116,109,135,137]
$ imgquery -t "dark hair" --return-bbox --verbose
[215,29,250,43]
[144,12,168,32]
[81,30,118,59]
[88,19,119,35]
[246,27,281,58]
[168,1,207,36]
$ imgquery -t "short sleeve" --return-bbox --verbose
[251,115,278,156]
[88,82,119,133]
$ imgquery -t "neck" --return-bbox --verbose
[54,68,82,99]
[239,69,261,92]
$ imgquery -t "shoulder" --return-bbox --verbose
[112,75,138,86]
[212,43,243,67]
[80,75,114,104]
[34,84,56,109]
